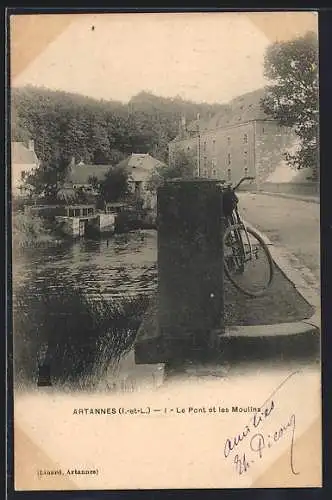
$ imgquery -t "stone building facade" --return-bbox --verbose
[168,89,298,189]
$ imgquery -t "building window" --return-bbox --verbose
[227,153,231,165]
[203,141,207,152]
[262,127,265,134]
[88,208,94,215]
[244,167,248,176]
[187,146,190,151]
[212,139,216,152]
[243,133,248,144]
[244,150,248,166]
[211,158,217,177]
[227,168,232,181]
[227,137,231,146]
[21,170,26,180]
[74,209,80,217]
[68,209,74,217]
[82,208,88,216]
[202,156,207,177]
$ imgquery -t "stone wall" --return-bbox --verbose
[259,182,319,197]
[55,216,80,237]
[211,122,255,182]
[98,213,115,234]
[254,121,298,186]
[169,121,256,183]
[169,119,300,189]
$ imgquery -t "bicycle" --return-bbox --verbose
[219,176,274,297]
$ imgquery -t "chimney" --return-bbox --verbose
[179,115,187,137]
[196,113,200,133]
[28,139,35,151]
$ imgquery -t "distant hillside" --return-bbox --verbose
[11,86,228,173]
[129,91,226,121]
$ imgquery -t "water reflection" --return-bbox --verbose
[12,230,158,300]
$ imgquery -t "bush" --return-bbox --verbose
[12,213,50,240]
[114,209,141,232]
[13,278,150,390]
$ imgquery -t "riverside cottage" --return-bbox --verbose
[116,153,167,210]
[53,154,166,238]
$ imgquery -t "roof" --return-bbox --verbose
[11,142,39,165]
[105,201,128,207]
[207,88,269,129]
[116,154,166,182]
[171,88,272,143]
[66,164,113,184]
[186,117,211,133]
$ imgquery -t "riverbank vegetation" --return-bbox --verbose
[13,277,150,390]
[12,212,64,248]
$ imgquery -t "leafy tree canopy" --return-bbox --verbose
[98,167,130,203]
[261,31,319,176]
[146,149,196,193]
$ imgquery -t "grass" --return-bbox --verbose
[13,278,150,390]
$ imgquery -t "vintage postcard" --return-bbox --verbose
[8,10,321,490]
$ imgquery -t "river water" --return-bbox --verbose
[12,230,158,301]
[12,227,314,328]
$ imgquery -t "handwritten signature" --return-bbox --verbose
[223,371,300,477]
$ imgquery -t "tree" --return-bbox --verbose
[89,120,111,164]
[11,107,31,143]
[98,167,129,203]
[168,149,197,178]
[146,149,196,194]
[261,31,319,178]
[24,156,71,203]
[12,86,226,177]
[88,175,100,191]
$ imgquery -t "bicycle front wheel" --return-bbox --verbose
[224,224,274,297]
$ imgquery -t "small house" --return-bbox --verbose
[116,153,167,209]
[64,158,113,192]
[11,140,40,197]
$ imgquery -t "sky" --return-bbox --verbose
[11,12,318,105]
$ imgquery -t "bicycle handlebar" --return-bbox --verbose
[233,176,255,191]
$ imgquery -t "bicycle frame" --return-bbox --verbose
[222,176,274,296]
[224,176,256,263]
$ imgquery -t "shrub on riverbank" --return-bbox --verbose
[13,278,150,390]
[115,208,157,233]
[12,212,62,248]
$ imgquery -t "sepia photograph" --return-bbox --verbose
[9,10,321,490]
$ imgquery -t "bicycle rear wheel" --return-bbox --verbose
[224,224,274,297]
